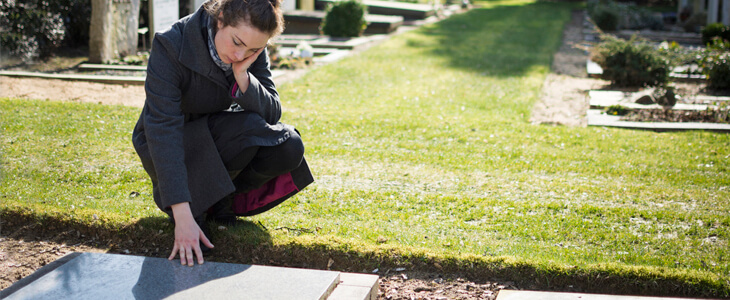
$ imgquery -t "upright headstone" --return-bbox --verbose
[149,0,180,37]
[89,0,140,63]
[190,0,207,13]
[283,0,296,12]
[708,0,720,24]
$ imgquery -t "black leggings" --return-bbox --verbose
[208,111,304,193]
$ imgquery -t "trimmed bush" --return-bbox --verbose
[700,40,730,90]
[591,35,670,87]
[320,0,368,38]
[702,23,730,45]
[0,0,91,61]
[704,54,730,90]
[606,104,630,116]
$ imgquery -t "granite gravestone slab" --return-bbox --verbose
[2,252,340,300]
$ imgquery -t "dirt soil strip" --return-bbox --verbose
[529,9,608,127]
[0,76,146,107]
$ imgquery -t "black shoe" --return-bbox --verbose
[207,194,239,226]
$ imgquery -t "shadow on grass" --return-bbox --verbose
[2,208,728,298]
[412,1,576,77]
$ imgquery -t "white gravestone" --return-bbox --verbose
[283,0,296,12]
[150,0,180,34]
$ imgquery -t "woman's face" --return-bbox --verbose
[215,19,269,64]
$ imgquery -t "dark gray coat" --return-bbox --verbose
[132,7,312,217]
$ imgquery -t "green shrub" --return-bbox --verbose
[0,0,91,61]
[591,35,670,87]
[606,104,630,116]
[704,56,730,90]
[657,41,700,68]
[701,23,730,45]
[700,39,730,90]
[320,0,368,38]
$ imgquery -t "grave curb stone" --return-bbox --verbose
[586,109,730,132]
[496,289,715,300]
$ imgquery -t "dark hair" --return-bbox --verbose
[204,0,284,37]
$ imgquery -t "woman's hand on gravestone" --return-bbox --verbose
[168,203,214,266]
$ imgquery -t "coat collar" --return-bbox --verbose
[178,6,228,87]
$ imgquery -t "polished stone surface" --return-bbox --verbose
[2,252,340,300]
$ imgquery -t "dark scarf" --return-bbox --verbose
[204,13,232,74]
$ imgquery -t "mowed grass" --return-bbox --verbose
[1,0,729,296]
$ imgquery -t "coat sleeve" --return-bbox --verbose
[232,48,282,125]
[142,33,192,210]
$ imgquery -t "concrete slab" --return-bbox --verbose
[497,290,710,300]
[587,109,730,132]
[588,91,709,111]
[586,59,707,82]
[315,0,434,19]
[284,10,403,35]
[0,70,146,85]
[329,273,379,300]
[360,0,435,20]
[78,63,147,72]
[586,58,602,78]
[0,70,288,87]
[587,90,728,111]
[613,30,702,45]
[272,34,387,50]
[1,252,342,300]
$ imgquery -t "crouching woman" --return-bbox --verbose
[132,0,312,267]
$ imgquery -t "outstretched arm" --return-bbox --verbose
[168,202,214,266]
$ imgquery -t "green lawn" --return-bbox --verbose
[2,0,729,297]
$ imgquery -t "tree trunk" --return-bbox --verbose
[89,0,113,63]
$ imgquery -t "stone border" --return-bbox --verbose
[587,90,713,111]
[586,89,730,131]
[586,58,707,83]
[0,70,146,85]
[587,109,730,132]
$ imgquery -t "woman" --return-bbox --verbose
[132,0,312,267]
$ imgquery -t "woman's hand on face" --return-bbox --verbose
[232,47,265,91]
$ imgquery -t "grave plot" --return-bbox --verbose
[284,10,404,35]
[314,0,436,20]
[586,89,730,132]
[579,11,730,132]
